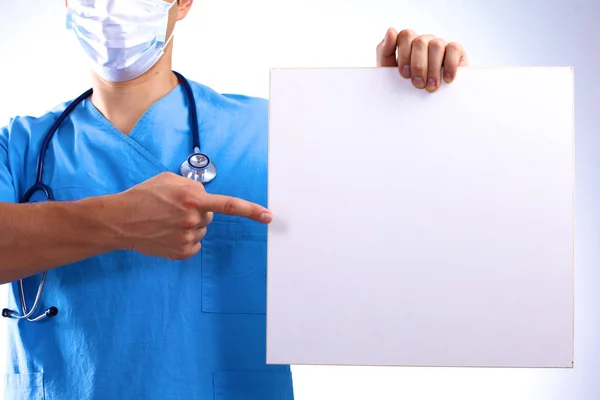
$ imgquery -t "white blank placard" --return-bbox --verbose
[266,67,574,368]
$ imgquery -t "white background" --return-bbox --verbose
[0,0,598,399]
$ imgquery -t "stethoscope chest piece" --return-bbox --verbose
[180,151,217,184]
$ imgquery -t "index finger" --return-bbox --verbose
[196,193,273,224]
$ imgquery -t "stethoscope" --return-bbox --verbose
[1,71,215,323]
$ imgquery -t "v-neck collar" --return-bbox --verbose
[84,83,183,137]
[83,84,185,173]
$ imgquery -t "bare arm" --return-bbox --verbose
[0,196,122,285]
[0,171,272,286]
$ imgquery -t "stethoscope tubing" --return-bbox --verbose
[2,71,208,323]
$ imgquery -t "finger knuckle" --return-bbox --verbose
[429,38,447,51]
[179,189,196,206]
[412,64,426,75]
[195,182,207,193]
[182,231,196,244]
[183,215,201,229]
[197,227,207,240]
[412,36,429,48]
[398,29,415,41]
[447,41,462,53]
[223,200,237,215]
[179,250,193,260]
[184,244,201,258]
[158,171,177,180]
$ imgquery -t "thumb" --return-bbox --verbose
[376,27,398,67]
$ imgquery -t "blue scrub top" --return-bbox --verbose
[0,80,294,400]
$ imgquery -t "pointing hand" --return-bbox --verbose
[112,172,272,260]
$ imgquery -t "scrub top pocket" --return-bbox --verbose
[201,220,268,314]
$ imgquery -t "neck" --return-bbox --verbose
[89,53,179,135]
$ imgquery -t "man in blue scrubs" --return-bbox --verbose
[0,1,468,399]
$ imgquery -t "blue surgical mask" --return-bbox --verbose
[66,0,177,82]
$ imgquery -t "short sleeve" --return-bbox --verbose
[0,125,17,203]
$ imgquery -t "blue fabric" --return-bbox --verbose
[0,125,17,203]
[0,81,294,399]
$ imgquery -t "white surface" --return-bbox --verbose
[266,67,574,368]
[3,0,600,398]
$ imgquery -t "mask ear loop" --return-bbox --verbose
[162,26,176,50]
[157,0,178,44]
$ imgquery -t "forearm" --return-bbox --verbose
[0,196,123,284]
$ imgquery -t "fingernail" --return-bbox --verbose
[426,79,438,93]
[401,65,410,75]
[444,72,453,81]
[412,77,424,87]
[260,213,272,224]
